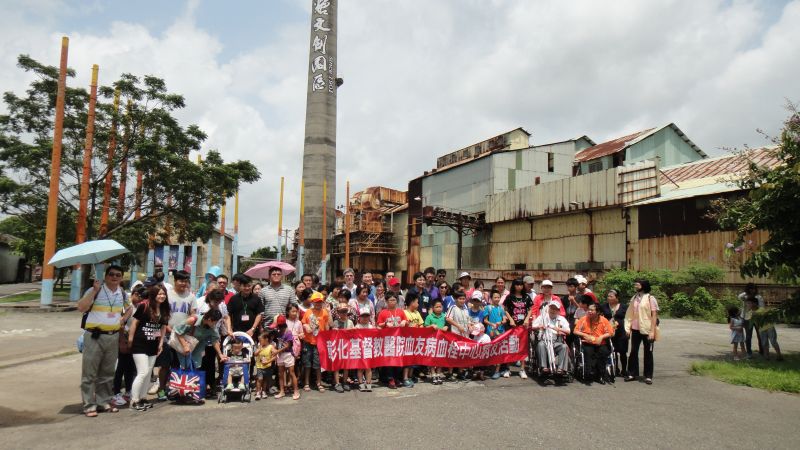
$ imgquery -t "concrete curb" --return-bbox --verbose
[0,349,78,370]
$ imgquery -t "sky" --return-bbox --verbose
[1,0,798,257]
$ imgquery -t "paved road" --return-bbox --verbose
[0,313,798,449]
[0,282,41,298]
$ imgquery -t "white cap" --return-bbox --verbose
[470,290,484,301]
[458,271,471,279]
[574,275,588,284]
[541,279,553,287]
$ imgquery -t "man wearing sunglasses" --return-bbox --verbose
[77,265,130,417]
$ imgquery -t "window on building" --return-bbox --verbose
[547,152,555,172]
[588,161,603,173]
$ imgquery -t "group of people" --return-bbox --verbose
[78,264,660,417]
[728,283,783,361]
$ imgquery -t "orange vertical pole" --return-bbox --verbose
[75,64,99,244]
[116,100,131,222]
[99,89,120,237]
[41,36,69,306]
[345,180,350,269]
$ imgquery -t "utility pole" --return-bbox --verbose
[345,180,350,269]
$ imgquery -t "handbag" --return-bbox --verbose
[168,358,206,400]
[168,332,199,354]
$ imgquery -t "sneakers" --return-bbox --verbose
[388,379,397,389]
[112,393,127,406]
[491,372,501,380]
[520,370,528,379]
[156,389,168,401]
[403,379,414,388]
[237,383,246,391]
[148,382,159,395]
[255,392,262,400]
[359,383,367,392]
[130,401,147,411]
[502,370,510,378]
[343,383,351,392]
[365,383,373,392]
[334,383,344,393]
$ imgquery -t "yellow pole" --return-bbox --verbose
[41,36,69,306]
[345,180,350,269]
[299,181,305,246]
[277,176,284,260]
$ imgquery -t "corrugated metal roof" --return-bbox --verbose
[574,123,707,163]
[631,181,740,206]
[574,128,655,163]
[660,146,780,184]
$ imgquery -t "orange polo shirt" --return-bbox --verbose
[574,315,614,345]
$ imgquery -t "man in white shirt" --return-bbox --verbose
[531,302,571,374]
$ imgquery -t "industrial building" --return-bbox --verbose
[407,128,595,281]
[402,123,782,296]
[330,187,408,278]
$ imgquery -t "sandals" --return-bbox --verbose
[303,385,311,392]
[317,385,326,392]
[292,392,301,400]
[84,410,98,418]
[274,392,285,399]
[98,405,119,413]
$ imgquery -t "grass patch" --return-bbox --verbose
[0,288,70,303]
[691,354,800,393]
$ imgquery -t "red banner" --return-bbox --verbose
[316,326,529,371]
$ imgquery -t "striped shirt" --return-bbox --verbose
[259,283,297,326]
[83,285,130,332]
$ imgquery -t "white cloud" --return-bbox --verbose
[1,0,798,260]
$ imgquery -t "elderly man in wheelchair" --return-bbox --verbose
[531,302,571,379]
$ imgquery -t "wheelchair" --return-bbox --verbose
[525,330,574,384]
[572,338,616,383]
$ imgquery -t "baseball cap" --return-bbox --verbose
[547,301,560,309]
[388,277,400,287]
[336,304,350,313]
[470,291,484,302]
[458,272,471,279]
[310,291,325,303]
[143,276,159,287]
[269,314,287,329]
[359,310,371,316]
[541,280,553,287]
[574,275,588,284]
[523,275,535,284]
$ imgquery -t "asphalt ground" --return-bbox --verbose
[0,311,798,449]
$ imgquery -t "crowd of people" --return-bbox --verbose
[78,264,665,416]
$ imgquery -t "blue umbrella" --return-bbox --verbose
[48,239,129,268]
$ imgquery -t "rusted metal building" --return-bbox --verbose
[331,186,407,278]
[485,146,782,293]
[407,128,595,282]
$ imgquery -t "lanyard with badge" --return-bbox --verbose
[240,296,251,323]
[102,285,119,319]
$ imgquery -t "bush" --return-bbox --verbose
[676,262,724,286]
[669,292,694,318]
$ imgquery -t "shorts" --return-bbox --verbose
[256,367,274,380]
[155,346,178,369]
[229,365,244,378]
[277,352,295,367]
[301,342,320,369]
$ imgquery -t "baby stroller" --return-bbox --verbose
[218,332,254,403]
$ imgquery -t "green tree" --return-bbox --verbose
[712,107,800,284]
[0,55,260,265]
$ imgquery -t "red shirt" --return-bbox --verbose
[377,308,407,328]
[532,294,566,317]
[223,290,235,305]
